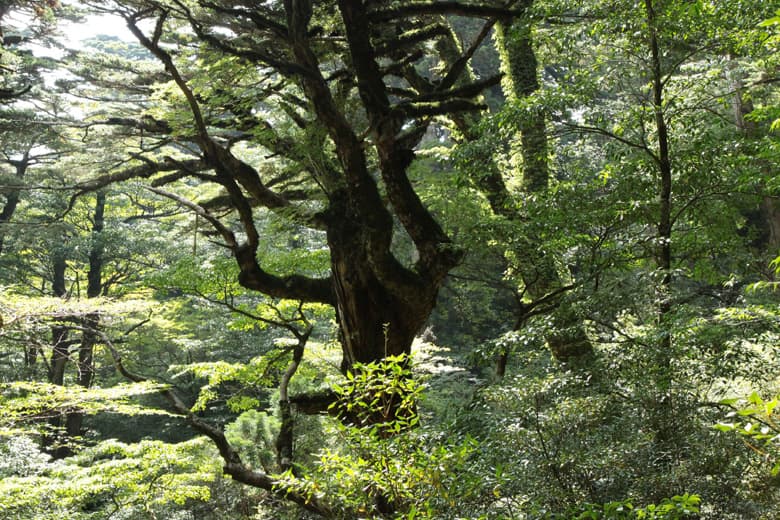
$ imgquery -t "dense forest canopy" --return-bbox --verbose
[0,0,779,518]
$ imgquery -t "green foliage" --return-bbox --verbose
[310,430,481,519]
[0,381,170,434]
[0,1,778,519]
[175,353,285,413]
[289,354,490,519]
[567,494,701,520]
[716,392,780,476]
[330,354,421,435]
[0,437,218,519]
[224,409,279,471]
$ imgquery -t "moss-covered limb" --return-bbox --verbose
[373,22,452,57]
[430,19,517,218]
[431,4,589,363]
[407,74,503,104]
[71,158,209,205]
[393,98,488,118]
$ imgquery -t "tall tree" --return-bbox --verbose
[546,0,778,445]
[435,3,594,369]
[79,0,517,372]
[494,5,594,364]
[64,191,105,439]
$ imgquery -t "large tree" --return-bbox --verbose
[78,0,518,372]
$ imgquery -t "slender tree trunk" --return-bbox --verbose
[10,154,38,375]
[727,56,757,138]
[495,350,509,378]
[276,338,305,473]
[760,198,780,254]
[47,248,70,457]
[67,192,105,439]
[645,0,674,445]
[49,248,69,385]
[24,344,39,377]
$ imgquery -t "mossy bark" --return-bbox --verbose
[495,17,593,362]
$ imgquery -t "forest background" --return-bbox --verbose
[0,0,779,518]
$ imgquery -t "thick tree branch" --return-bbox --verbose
[339,1,462,280]
[147,184,334,304]
[369,2,525,22]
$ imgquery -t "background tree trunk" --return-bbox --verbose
[66,192,105,439]
[495,15,593,363]
[0,152,27,255]
[47,246,70,458]
[645,0,675,446]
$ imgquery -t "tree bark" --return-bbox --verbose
[327,200,440,371]
[645,0,674,445]
[66,192,106,439]
[47,247,71,458]
[49,247,69,386]
[496,13,593,363]
[0,152,28,256]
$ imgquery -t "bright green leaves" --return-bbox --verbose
[569,494,701,519]
[760,10,780,29]
[175,338,337,414]
[0,437,218,519]
[330,353,421,435]
[716,392,780,476]
[748,256,780,292]
[176,357,275,413]
[0,381,170,435]
[297,354,487,518]
[312,432,480,519]
[634,495,702,520]
[152,254,241,299]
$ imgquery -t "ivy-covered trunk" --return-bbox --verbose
[727,56,780,255]
[496,13,593,363]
